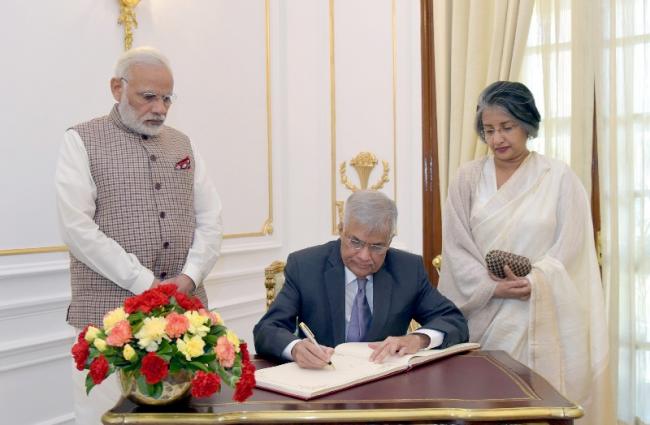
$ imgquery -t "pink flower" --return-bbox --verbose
[165,312,190,338]
[215,336,235,368]
[106,320,132,347]
[198,308,222,326]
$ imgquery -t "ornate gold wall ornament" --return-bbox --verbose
[336,152,391,231]
[339,152,390,192]
[118,0,141,51]
[262,218,274,235]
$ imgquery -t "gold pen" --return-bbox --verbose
[298,321,335,368]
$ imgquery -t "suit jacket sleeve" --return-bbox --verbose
[253,253,302,361]
[412,259,469,348]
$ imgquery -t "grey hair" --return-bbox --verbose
[114,46,172,80]
[475,81,541,141]
[343,190,397,237]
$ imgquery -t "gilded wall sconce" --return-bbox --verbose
[336,152,391,231]
[118,0,141,50]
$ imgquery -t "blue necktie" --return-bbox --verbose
[347,278,372,342]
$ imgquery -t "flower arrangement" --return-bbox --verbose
[71,283,255,402]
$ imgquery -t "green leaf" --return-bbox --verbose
[85,374,96,395]
[136,374,149,394]
[194,353,215,363]
[158,339,172,353]
[188,361,209,372]
[204,335,217,345]
[122,363,139,373]
[211,325,227,335]
[149,382,163,399]
[129,311,144,324]
[131,322,144,335]
[216,368,238,387]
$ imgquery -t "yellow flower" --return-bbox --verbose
[84,326,101,343]
[176,334,206,361]
[123,344,136,361]
[103,307,129,332]
[134,317,168,351]
[226,330,240,353]
[184,311,210,337]
[93,338,107,352]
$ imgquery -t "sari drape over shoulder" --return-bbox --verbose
[439,152,614,425]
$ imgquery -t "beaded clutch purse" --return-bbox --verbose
[485,250,532,278]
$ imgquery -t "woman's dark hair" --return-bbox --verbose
[475,81,541,141]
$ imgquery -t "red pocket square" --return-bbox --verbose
[175,156,191,170]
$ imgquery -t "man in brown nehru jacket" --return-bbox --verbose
[55,46,222,424]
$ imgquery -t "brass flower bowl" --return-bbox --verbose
[118,370,191,406]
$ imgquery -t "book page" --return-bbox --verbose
[333,342,481,368]
[334,342,411,367]
[404,342,481,367]
[255,353,400,399]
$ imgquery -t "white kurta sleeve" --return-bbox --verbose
[180,143,223,285]
[55,129,154,295]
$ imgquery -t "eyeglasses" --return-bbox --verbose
[481,122,519,141]
[121,78,177,106]
[344,234,390,254]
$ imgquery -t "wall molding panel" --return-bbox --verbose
[0,294,69,321]
[0,259,69,279]
[0,331,74,373]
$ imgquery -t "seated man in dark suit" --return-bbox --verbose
[254,190,468,368]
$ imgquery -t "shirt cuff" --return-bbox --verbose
[282,339,301,361]
[411,329,445,350]
[181,264,201,289]
[130,268,155,295]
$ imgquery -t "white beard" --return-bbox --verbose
[117,95,166,136]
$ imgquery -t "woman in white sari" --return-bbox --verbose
[438,81,614,425]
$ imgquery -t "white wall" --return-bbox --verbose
[0,1,423,424]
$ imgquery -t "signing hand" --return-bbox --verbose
[368,334,430,363]
[491,264,531,300]
[291,339,335,369]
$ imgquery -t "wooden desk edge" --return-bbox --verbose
[103,405,584,424]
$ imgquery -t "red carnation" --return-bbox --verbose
[191,371,221,398]
[89,355,109,384]
[78,325,89,342]
[71,339,90,371]
[124,294,144,314]
[233,361,256,402]
[154,283,178,297]
[140,352,169,384]
[175,292,204,311]
[240,342,250,363]
[141,289,168,312]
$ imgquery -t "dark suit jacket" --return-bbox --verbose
[253,240,469,361]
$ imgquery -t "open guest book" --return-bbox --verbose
[255,341,480,400]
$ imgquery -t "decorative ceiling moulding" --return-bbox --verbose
[330,0,398,234]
